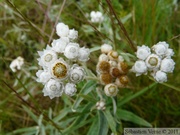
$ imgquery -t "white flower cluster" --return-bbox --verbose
[90,11,104,23]
[10,56,24,72]
[36,22,90,99]
[96,44,129,97]
[131,41,175,83]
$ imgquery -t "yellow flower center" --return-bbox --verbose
[52,62,67,79]
[149,57,158,66]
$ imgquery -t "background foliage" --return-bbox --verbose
[0,0,180,134]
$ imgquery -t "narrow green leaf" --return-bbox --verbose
[72,80,96,110]
[103,109,117,134]
[63,103,93,134]
[117,109,152,127]
[22,105,38,123]
[7,126,38,134]
[87,116,99,135]
[118,83,157,106]
[98,111,108,135]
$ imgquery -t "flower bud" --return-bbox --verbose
[108,50,118,60]
[96,100,106,110]
[118,62,128,74]
[99,54,109,61]
[64,43,79,60]
[78,47,90,62]
[99,73,112,85]
[96,61,110,74]
[154,70,167,83]
[136,45,151,60]
[69,65,85,83]
[101,44,112,54]
[56,23,69,37]
[104,83,118,97]
[115,75,129,88]
[131,60,147,76]
[160,58,175,73]
[64,83,77,96]
[68,29,78,40]
[152,41,169,57]
[43,79,64,99]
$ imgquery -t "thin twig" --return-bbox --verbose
[105,0,137,51]
[48,0,67,44]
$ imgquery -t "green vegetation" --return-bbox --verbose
[0,0,180,134]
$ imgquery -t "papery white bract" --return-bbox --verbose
[99,54,109,61]
[38,47,57,68]
[64,83,77,96]
[101,44,112,54]
[64,43,79,60]
[36,70,51,84]
[43,79,64,99]
[90,11,104,23]
[136,45,151,60]
[51,38,69,53]
[10,56,24,72]
[154,70,167,83]
[68,29,78,40]
[152,41,169,57]
[56,23,69,37]
[104,83,118,97]
[69,64,85,83]
[160,58,175,73]
[131,60,147,76]
[78,47,90,62]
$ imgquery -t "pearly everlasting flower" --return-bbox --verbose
[96,100,106,110]
[56,23,69,37]
[118,62,128,74]
[101,44,112,54]
[136,45,151,60]
[104,83,118,97]
[51,38,69,53]
[99,73,112,85]
[36,70,51,84]
[160,58,175,73]
[115,75,129,88]
[69,64,85,83]
[90,11,104,23]
[43,79,64,99]
[10,56,24,72]
[165,48,174,58]
[108,51,119,60]
[51,58,69,80]
[78,47,90,62]
[64,43,79,60]
[96,60,110,74]
[99,54,109,61]
[38,47,57,68]
[68,29,78,40]
[109,60,117,67]
[132,42,175,83]
[131,60,147,76]
[145,54,161,70]
[154,70,167,83]
[118,55,124,62]
[64,83,77,96]
[152,41,169,57]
